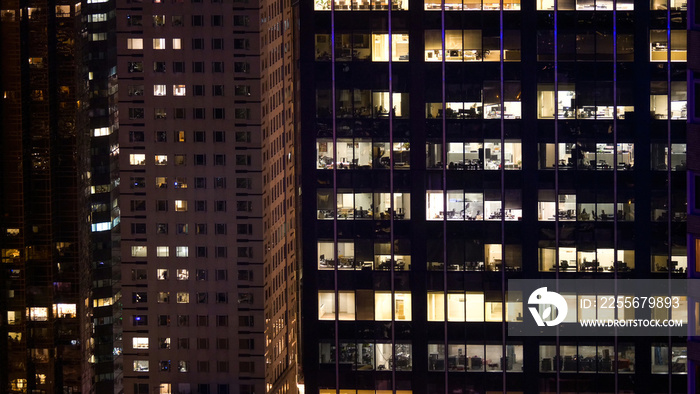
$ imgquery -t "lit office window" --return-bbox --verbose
[175,246,188,257]
[651,0,685,10]
[29,307,48,321]
[538,191,577,221]
[153,38,166,49]
[154,84,166,96]
[173,38,181,49]
[130,154,146,165]
[131,246,147,257]
[318,291,335,319]
[133,337,149,349]
[650,30,686,62]
[651,250,687,273]
[54,303,77,318]
[175,200,188,212]
[177,292,189,304]
[173,85,186,96]
[371,34,409,62]
[375,292,411,321]
[537,84,576,119]
[538,247,577,272]
[156,246,169,257]
[133,360,149,372]
[155,155,167,165]
[127,38,143,49]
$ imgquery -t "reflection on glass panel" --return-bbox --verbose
[317,189,335,219]
[539,345,556,372]
[315,34,331,59]
[357,343,374,370]
[463,30,483,61]
[466,344,485,371]
[428,344,445,371]
[445,30,462,61]
[651,143,686,171]
[424,30,442,60]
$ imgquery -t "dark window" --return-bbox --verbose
[197,292,208,304]
[157,223,168,234]
[233,38,250,50]
[192,38,204,49]
[178,338,189,349]
[215,223,227,234]
[197,315,209,327]
[217,338,229,349]
[216,293,228,304]
[214,177,226,189]
[194,154,206,165]
[191,15,203,26]
[211,15,223,26]
[213,108,225,119]
[153,61,166,72]
[214,130,225,142]
[234,62,250,73]
[238,316,254,327]
[217,269,228,281]
[235,131,251,142]
[194,177,206,189]
[212,61,224,72]
[216,315,228,326]
[173,61,185,72]
[158,315,170,326]
[233,15,249,27]
[130,131,145,142]
[196,269,207,280]
[213,85,224,96]
[196,224,207,235]
[195,200,207,211]
[156,200,168,211]
[131,200,146,211]
[193,85,205,96]
[237,200,253,212]
[134,315,148,325]
[155,131,167,142]
[215,200,227,212]
[215,246,227,258]
[174,108,186,119]
[193,108,205,119]
[194,131,206,142]
[196,245,208,256]
[214,154,226,165]
[178,315,189,326]
[212,38,224,50]
[192,61,204,73]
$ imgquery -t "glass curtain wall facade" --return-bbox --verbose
[299,0,688,392]
[0,1,83,393]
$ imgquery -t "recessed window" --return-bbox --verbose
[173,85,186,96]
[175,200,188,212]
[153,84,166,96]
[133,337,149,349]
[153,38,166,49]
[130,154,146,165]
[176,246,189,257]
[153,15,165,26]
[133,360,149,372]
[127,38,143,50]
[172,38,181,49]
[156,246,169,257]
[213,85,224,96]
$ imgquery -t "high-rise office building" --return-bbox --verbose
[685,0,699,391]
[114,0,298,393]
[299,0,689,392]
[0,1,83,393]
